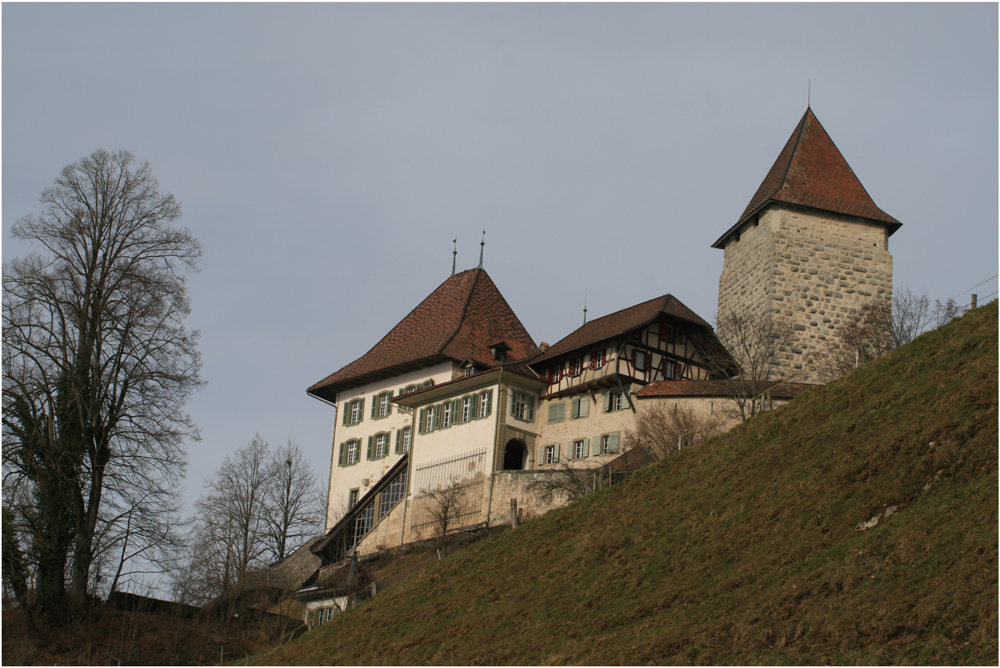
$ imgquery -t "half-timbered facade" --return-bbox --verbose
[526,294,732,472]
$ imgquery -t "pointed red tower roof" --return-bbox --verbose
[713,108,901,249]
[307,268,539,403]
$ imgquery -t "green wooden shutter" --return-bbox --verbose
[366,436,374,460]
[342,404,350,426]
[452,399,461,424]
[609,433,620,453]
[418,408,426,434]
[580,396,589,418]
[371,396,378,419]
[592,437,602,457]
[338,442,346,467]
[603,391,611,413]
[433,405,442,430]
[526,395,535,421]
[555,444,561,462]
[486,390,493,417]
[395,429,403,454]
[358,398,365,422]
[584,437,590,458]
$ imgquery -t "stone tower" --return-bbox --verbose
[713,107,902,380]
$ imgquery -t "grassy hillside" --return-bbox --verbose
[256,303,998,665]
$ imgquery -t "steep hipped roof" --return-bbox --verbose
[713,108,901,249]
[307,269,539,403]
[533,294,711,363]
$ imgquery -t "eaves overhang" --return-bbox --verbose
[306,354,454,404]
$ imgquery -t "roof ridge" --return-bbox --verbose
[771,108,810,205]
[440,267,482,353]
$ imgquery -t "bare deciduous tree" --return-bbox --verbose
[264,441,324,563]
[174,435,324,604]
[711,311,794,422]
[624,403,725,461]
[526,463,595,504]
[814,287,957,380]
[2,149,202,618]
[419,476,468,553]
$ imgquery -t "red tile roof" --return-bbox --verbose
[713,108,901,249]
[635,379,819,400]
[307,269,539,403]
[533,294,712,363]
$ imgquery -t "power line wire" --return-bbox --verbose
[948,274,998,301]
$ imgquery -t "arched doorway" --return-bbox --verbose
[502,439,528,471]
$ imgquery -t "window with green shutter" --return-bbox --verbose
[479,390,492,418]
[548,402,565,423]
[345,440,360,465]
[571,396,589,419]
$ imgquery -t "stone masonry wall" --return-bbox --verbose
[719,204,893,380]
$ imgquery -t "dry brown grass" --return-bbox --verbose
[250,302,998,666]
[1,603,293,666]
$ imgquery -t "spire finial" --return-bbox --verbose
[451,238,457,276]
[478,229,485,269]
[583,294,588,325]
[808,79,811,108]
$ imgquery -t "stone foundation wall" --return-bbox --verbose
[719,205,893,380]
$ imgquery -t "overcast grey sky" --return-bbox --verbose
[4,3,997,515]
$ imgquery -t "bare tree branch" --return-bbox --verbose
[2,150,201,620]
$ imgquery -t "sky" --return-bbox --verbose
[4,3,998,520]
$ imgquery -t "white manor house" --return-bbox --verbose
[303,106,901,566]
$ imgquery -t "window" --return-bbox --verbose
[420,406,437,433]
[368,433,388,460]
[423,379,434,388]
[590,349,606,369]
[574,439,588,459]
[464,365,476,377]
[442,401,453,428]
[479,390,493,418]
[396,426,412,454]
[511,390,534,421]
[551,365,562,382]
[373,391,392,419]
[462,396,472,422]
[548,402,565,423]
[571,396,589,419]
[343,398,364,426]
[605,389,627,412]
[571,358,582,377]
[354,504,374,543]
[663,359,676,380]
[544,444,558,465]
[660,322,676,344]
[379,467,408,519]
[337,439,361,467]
[635,350,646,370]
[348,488,359,509]
[600,432,620,455]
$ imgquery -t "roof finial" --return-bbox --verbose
[478,229,485,269]
[583,294,588,325]
[808,78,811,109]
[451,238,457,276]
